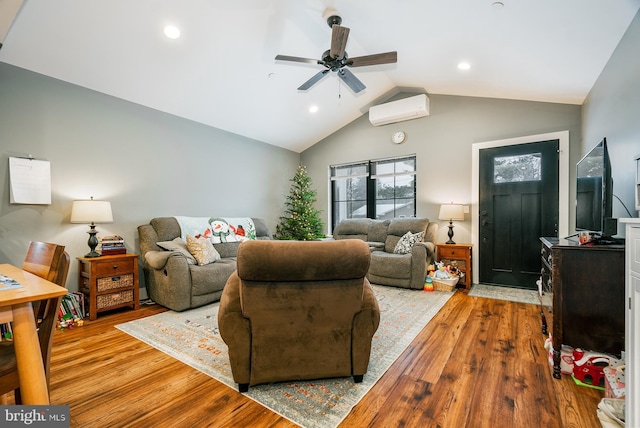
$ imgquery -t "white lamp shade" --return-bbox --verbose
[439,204,465,221]
[70,199,113,224]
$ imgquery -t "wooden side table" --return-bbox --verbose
[436,243,473,290]
[77,253,139,320]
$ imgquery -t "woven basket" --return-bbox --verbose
[96,290,134,309]
[97,274,133,292]
[432,276,459,292]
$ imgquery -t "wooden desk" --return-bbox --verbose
[0,264,67,404]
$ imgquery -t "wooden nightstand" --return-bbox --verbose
[436,243,472,290]
[77,253,140,320]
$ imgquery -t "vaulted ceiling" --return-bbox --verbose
[1,1,638,152]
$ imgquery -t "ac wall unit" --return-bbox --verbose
[368,94,430,126]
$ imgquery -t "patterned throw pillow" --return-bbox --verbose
[393,231,425,254]
[186,235,221,265]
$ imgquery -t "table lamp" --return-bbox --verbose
[439,203,464,244]
[71,197,113,257]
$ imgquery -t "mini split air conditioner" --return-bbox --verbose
[368,94,430,126]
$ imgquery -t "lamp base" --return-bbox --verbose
[85,225,102,258]
[446,222,456,245]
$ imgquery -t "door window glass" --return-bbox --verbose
[493,153,542,183]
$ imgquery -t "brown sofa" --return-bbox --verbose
[137,217,271,311]
[218,239,380,392]
[331,217,437,290]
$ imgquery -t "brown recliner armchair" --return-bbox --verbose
[218,239,380,392]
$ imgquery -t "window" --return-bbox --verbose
[493,153,542,183]
[330,155,416,229]
[330,162,369,227]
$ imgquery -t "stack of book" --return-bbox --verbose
[58,292,87,329]
[99,235,126,255]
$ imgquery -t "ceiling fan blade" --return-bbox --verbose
[348,51,398,67]
[275,55,322,65]
[337,68,365,93]
[330,25,350,59]
[298,69,330,91]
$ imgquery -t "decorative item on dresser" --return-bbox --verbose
[436,243,472,290]
[438,203,465,244]
[70,197,113,258]
[77,253,139,320]
[539,237,625,380]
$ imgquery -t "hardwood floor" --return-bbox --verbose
[18,290,603,427]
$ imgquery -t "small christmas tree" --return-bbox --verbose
[275,165,325,240]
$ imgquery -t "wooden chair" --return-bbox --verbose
[0,241,70,404]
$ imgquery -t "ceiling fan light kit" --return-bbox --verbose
[275,9,397,94]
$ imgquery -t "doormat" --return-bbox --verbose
[468,283,541,305]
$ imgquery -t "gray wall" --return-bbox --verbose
[0,63,300,292]
[301,94,582,244]
[582,8,640,223]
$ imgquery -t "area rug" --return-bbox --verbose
[468,283,542,305]
[116,285,452,428]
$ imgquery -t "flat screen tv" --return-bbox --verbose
[575,138,617,237]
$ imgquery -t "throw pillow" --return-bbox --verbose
[186,235,221,266]
[393,231,425,254]
[157,238,197,265]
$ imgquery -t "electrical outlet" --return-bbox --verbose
[463,205,470,214]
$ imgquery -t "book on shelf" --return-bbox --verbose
[58,292,87,328]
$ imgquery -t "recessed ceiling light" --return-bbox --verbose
[458,62,471,70]
[164,25,181,39]
[309,105,319,113]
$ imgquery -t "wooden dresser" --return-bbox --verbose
[77,253,139,320]
[540,237,625,379]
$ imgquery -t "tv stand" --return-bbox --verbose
[540,237,624,379]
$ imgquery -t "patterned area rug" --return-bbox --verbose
[468,283,545,305]
[116,285,453,428]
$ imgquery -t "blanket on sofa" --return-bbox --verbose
[174,216,256,243]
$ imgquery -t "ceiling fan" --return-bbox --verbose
[275,9,397,94]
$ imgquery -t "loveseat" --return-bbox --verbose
[138,216,271,311]
[331,217,438,290]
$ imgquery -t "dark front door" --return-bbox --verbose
[479,140,559,289]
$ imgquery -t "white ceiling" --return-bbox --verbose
[1,1,638,153]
